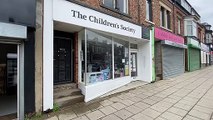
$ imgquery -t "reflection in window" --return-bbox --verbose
[103,0,128,14]
[160,6,171,29]
[103,0,114,8]
[146,0,152,21]
[114,38,129,78]
[178,18,181,34]
[86,30,112,84]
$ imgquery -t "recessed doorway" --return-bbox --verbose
[130,52,138,77]
[54,31,74,84]
[0,43,17,119]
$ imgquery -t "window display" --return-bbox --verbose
[114,38,129,78]
[81,29,130,85]
[86,30,112,84]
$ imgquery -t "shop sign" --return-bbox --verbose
[53,0,142,39]
[142,27,150,40]
[187,38,200,49]
[161,40,187,49]
[0,22,27,39]
[155,27,184,44]
[201,43,209,52]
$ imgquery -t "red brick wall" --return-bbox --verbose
[152,0,174,31]
[71,0,140,24]
[74,32,78,85]
[173,6,187,36]
[198,24,205,43]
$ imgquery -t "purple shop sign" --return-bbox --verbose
[155,27,184,44]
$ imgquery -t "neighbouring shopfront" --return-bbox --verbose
[186,38,201,72]
[155,27,187,80]
[43,0,153,111]
[0,0,36,119]
[201,43,210,68]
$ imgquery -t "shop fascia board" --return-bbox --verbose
[0,22,27,39]
[90,28,150,43]
[161,40,187,49]
[187,44,201,49]
[187,37,201,49]
[200,43,210,52]
[53,0,142,40]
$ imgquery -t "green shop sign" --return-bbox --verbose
[187,38,201,49]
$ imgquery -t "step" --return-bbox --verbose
[54,83,77,93]
[54,89,82,99]
[55,95,84,107]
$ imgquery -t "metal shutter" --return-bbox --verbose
[189,48,200,71]
[162,45,185,79]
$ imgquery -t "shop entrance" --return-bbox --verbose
[0,43,17,119]
[54,31,74,84]
[130,52,138,77]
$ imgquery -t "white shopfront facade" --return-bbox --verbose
[43,0,152,111]
[201,43,210,67]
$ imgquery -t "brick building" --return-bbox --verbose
[33,0,210,114]
[198,23,210,68]
[37,0,154,112]
[153,0,187,80]
[202,22,213,64]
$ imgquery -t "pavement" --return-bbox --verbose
[46,66,213,120]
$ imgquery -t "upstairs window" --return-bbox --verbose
[160,6,171,30]
[103,0,129,14]
[184,20,197,37]
[146,0,152,21]
[178,18,181,34]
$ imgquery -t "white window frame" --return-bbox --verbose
[103,0,129,14]
[178,18,181,34]
[160,7,163,26]
[146,0,152,21]
[160,6,171,30]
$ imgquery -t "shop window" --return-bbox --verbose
[114,38,129,78]
[81,30,130,85]
[103,0,129,14]
[160,6,171,30]
[83,30,112,84]
[146,0,152,21]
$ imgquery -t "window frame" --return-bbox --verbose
[146,0,152,21]
[102,0,129,14]
[177,17,181,34]
[160,6,171,30]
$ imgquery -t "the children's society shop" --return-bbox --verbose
[43,0,152,111]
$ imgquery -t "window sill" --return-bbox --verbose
[160,26,172,32]
[100,4,131,18]
[145,19,155,25]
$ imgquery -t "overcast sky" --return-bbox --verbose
[187,0,213,28]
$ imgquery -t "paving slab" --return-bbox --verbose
[42,66,213,120]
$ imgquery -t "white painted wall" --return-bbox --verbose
[43,0,152,108]
[82,76,132,102]
[80,41,152,102]
[43,0,54,111]
[137,42,152,83]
